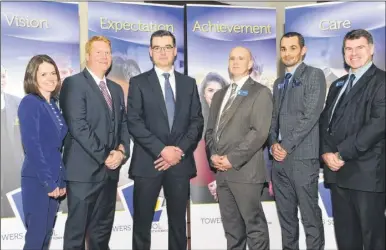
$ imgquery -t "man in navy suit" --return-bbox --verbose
[127,30,203,250]
[60,36,131,250]
[1,65,23,218]
[320,29,385,250]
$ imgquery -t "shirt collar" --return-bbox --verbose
[154,65,174,78]
[348,61,373,81]
[286,61,302,76]
[86,67,107,85]
[232,75,250,88]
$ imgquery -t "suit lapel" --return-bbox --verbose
[219,78,254,129]
[171,71,183,133]
[83,69,112,120]
[328,76,348,121]
[147,69,168,122]
[339,65,376,108]
[106,80,120,136]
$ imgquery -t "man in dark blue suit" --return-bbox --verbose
[60,36,131,250]
[1,65,24,218]
[127,30,203,250]
[320,29,385,250]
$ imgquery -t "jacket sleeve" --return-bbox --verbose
[337,79,385,160]
[18,98,58,192]
[126,77,166,158]
[227,87,273,170]
[59,77,109,165]
[281,68,327,154]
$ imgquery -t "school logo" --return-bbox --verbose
[118,183,164,222]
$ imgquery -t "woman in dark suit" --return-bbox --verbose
[18,55,68,250]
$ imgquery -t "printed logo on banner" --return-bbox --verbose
[6,188,26,228]
[118,183,164,222]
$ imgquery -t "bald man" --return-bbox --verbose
[205,47,273,250]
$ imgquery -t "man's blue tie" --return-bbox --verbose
[277,73,292,141]
[162,73,175,131]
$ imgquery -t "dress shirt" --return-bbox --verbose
[86,67,111,97]
[329,61,373,123]
[154,66,176,100]
[216,74,249,129]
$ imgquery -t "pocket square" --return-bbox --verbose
[291,79,302,88]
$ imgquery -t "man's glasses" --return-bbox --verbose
[151,45,174,53]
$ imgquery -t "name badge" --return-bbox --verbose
[238,90,248,96]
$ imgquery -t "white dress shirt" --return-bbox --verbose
[86,67,111,97]
[216,74,249,129]
[154,66,176,100]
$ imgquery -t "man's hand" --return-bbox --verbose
[210,154,226,171]
[217,155,232,171]
[155,147,184,171]
[160,146,183,166]
[271,143,287,162]
[48,187,60,199]
[322,152,345,171]
[105,150,124,170]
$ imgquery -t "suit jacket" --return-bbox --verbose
[18,94,68,192]
[127,68,203,178]
[268,62,326,159]
[320,64,385,192]
[205,77,273,184]
[60,69,130,182]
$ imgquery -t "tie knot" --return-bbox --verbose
[231,83,237,90]
[99,81,106,88]
[349,74,356,82]
[285,73,292,80]
[163,73,170,80]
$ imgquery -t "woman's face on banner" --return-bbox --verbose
[204,81,222,107]
[36,62,58,96]
[344,37,374,71]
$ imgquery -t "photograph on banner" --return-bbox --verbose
[285,2,385,90]
[1,1,80,220]
[186,5,277,205]
[88,2,184,218]
[1,2,79,249]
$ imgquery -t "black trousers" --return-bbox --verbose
[63,178,118,250]
[132,173,190,250]
[330,184,385,250]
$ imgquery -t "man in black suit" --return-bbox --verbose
[127,30,203,250]
[60,36,131,250]
[320,29,385,250]
[1,65,23,218]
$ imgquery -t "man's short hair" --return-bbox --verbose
[150,30,176,48]
[343,29,374,48]
[281,32,305,48]
[85,36,112,54]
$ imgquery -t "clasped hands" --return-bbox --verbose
[154,146,184,171]
[105,149,125,170]
[48,187,66,199]
[210,154,232,172]
[322,152,345,172]
[271,143,288,162]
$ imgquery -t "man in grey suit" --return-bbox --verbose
[268,32,326,250]
[206,46,273,250]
